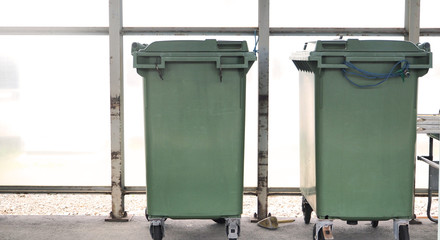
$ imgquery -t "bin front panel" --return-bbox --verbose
[143,62,246,219]
[314,62,418,220]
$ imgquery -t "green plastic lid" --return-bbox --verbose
[291,39,432,73]
[132,39,257,72]
[132,39,249,53]
[304,39,429,52]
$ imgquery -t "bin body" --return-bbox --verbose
[291,39,432,221]
[132,40,256,219]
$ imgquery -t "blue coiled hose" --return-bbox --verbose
[341,60,410,88]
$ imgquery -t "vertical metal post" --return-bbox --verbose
[404,0,420,43]
[405,0,421,225]
[257,0,270,221]
[106,0,131,222]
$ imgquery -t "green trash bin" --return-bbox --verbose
[132,39,256,240]
[291,39,432,240]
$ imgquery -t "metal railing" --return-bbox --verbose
[0,186,437,197]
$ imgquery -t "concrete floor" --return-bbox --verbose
[0,215,437,240]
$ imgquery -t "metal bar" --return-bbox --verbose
[123,27,440,37]
[108,0,126,220]
[420,28,440,36]
[0,186,435,197]
[418,156,440,170]
[1,26,439,36]
[257,0,269,221]
[123,27,432,37]
[267,187,299,195]
[243,187,302,196]
[404,0,421,43]
[0,27,108,35]
[0,186,112,194]
[122,27,257,36]
[0,186,283,195]
[270,27,407,36]
[123,27,439,37]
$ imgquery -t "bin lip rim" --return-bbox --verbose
[290,39,430,57]
[133,39,252,53]
[134,51,257,57]
[289,50,432,62]
[289,51,431,59]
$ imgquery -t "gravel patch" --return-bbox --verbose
[0,194,437,219]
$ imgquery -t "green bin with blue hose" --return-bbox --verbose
[132,39,256,240]
[290,39,432,240]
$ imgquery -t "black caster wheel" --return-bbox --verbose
[302,196,313,224]
[371,220,379,228]
[213,218,226,224]
[149,225,163,240]
[312,224,325,240]
[399,225,410,240]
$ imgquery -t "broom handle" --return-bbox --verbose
[277,219,295,223]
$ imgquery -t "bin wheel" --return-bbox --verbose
[226,224,240,235]
[399,225,410,240]
[226,223,240,239]
[302,196,313,224]
[312,224,325,240]
[213,218,226,224]
[371,221,379,228]
[150,225,163,240]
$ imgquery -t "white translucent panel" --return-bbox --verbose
[418,38,440,114]
[0,36,110,185]
[267,37,306,188]
[123,0,257,27]
[271,0,404,28]
[123,35,258,187]
[0,0,108,27]
[420,0,440,28]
